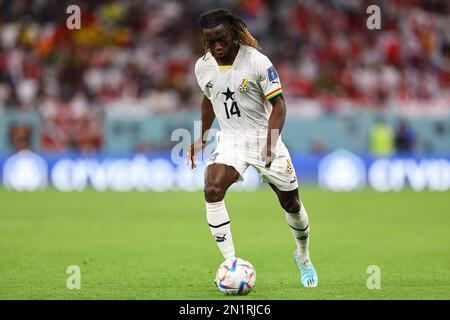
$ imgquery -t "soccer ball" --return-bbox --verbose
[215,257,256,295]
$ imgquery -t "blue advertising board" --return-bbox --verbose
[1,149,450,192]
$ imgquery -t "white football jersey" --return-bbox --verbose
[194,45,283,136]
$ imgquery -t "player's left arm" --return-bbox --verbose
[255,54,285,168]
[263,93,286,168]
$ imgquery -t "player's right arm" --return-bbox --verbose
[187,94,215,169]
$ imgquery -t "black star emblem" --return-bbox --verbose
[221,87,235,101]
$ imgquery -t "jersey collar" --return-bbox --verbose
[215,45,242,70]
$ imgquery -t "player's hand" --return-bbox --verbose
[187,140,205,169]
[261,145,275,169]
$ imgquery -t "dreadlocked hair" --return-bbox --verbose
[198,8,262,57]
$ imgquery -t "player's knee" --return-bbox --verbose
[282,198,301,213]
[204,185,226,202]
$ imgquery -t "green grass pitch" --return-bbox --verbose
[0,188,449,300]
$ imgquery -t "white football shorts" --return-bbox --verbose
[206,131,299,192]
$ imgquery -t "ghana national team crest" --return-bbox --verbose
[285,158,294,174]
[238,78,250,94]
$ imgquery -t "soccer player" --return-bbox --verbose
[188,9,318,288]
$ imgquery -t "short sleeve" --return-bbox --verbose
[255,54,283,100]
[194,58,211,98]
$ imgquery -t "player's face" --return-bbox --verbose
[202,24,233,61]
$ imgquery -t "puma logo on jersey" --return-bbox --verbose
[206,81,213,88]
[209,152,219,162]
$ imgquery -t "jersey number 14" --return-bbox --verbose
[224,102,241,119]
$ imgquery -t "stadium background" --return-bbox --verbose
[1,0,449,299]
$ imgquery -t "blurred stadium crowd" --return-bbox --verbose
[0,0,449,152]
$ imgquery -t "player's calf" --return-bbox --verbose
[204,184,227,203]
[280,196,301,213]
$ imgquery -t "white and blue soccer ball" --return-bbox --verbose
[215,257,256,295]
